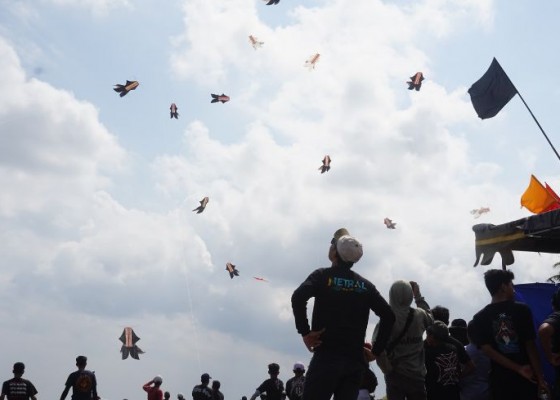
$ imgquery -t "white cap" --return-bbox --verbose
[293,362,305,371]
[153,375,162,383]
[336,235,363,263]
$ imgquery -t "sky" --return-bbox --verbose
[0,0,559,399]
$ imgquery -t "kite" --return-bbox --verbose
[249,35,264,49]
[193,197,209,214]
[113,80,139,97]
[253,277,269,282]
[384,218,396,229]
[119,327,144,360]
[226,262,240,279]
[170,103,179,119]
[319,155,331,174]
[263,0,280,5]
[407,72,424,91]
[211,94,230,104]
[470,207,490,219]
[305,53,320,70]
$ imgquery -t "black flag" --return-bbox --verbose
[468,58,517,119]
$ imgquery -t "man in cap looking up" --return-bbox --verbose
[192,374,212,400]
[285,362,305,400]
[142,376,163,400]
[60,356,99,400]
[291,228,395,400]
[0,362,38,400]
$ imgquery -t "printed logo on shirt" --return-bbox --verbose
[434,351,460,386]
[75,373,93,393]
[327,277,367,293]
[492,312,519,354]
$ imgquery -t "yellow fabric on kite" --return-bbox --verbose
[521,175,559,214]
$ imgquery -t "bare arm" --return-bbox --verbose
[60,386,70,400]
[525,339,548,392]
[538,323,560,366]
[480,344,535,382]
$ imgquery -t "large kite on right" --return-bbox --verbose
[119,327,144,360]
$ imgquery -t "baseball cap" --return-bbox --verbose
[332,228,350,242]
[201,373,211,382]
[336,235,363,263]
[427,321,449,340]
[293,362,305,372]
[153,375,163,383]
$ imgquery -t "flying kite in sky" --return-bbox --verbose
[249,35,264,49]
[253,277,269,282]
[319,155,331,174]
[263,0,280,4]
[384,218,396,229]
[193,197,209,213]
[113,80,139,97]
[170,103,179,119]
[305,53,320,70]
[226,262,240,279]
[470,207,490,218]
[211,94,230,104]
[407,72,424,91]
[119,327,144,360]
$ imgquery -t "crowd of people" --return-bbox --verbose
[289,227,560,400]
[2,227,560,400]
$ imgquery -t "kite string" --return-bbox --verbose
[182,235,202,371]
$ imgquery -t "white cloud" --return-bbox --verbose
[42,0,132,16]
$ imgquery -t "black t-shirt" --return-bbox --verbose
[285,376,304,400]
[424,341,460,400]
[543,310,560,376]
[192,385,212,400]
[292,266,394,358]
[1,378,38,400]
[471,300,535,380]
[64,370,97,400]
[256,378,284,400]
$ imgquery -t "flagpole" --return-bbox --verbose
[514,89,560,162]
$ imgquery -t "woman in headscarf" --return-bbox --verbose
[372,280,433,400]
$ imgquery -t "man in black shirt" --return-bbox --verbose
[249,363,284,400]
[0,362,38,400]
[539,287,560,399]
[471,269,548,400]
[192,374,212,400]
[60,356,99,400]
[291,227,395,400]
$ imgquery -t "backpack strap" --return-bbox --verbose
[385,308,415,353]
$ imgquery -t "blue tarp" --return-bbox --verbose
[515,282,559,387]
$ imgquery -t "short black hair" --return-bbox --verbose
[13,362,24,374]
[484,269,514,296]
[76,356,87,366]
[268,363,280,374]
[431,306,450,325]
